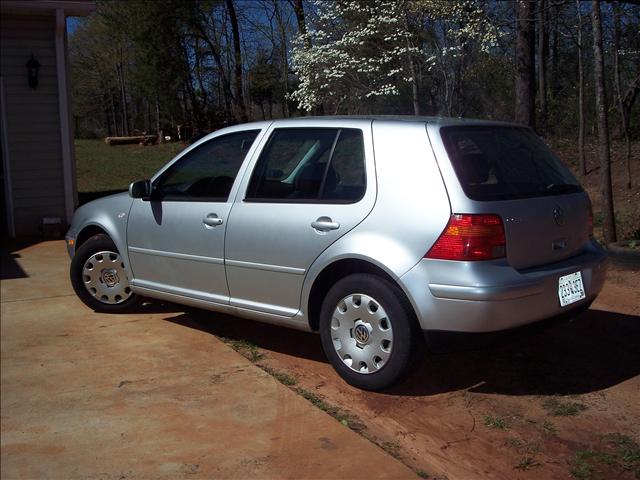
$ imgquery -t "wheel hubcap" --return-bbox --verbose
[330,294,393,374]
[82,251,133,305]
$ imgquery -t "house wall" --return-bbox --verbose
[1,13,66,235]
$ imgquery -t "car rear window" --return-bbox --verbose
[440,126,582,201]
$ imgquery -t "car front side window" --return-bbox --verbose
[153,130,259,201]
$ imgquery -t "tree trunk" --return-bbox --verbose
[109,91,119,137]
[537,0,547,130]
[192,16,234,124]
[591,0,617,243]
[550,1,559,94]
[116,45,130,136]
[515,0,536,128]
[156,99,163,144]
[620,73,640,135]
[576,0,586,176]
[613,2,631,189]
[225,0,248,122]
[404,13,420,116]
[290,0,310,48]
[273,0,290,117]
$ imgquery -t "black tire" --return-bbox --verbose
[319,273,421,391]
[70,234,142,313]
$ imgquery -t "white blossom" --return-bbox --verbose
[290,0,503,112]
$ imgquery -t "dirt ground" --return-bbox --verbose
[187,263,639,480]
[1,241,416,480]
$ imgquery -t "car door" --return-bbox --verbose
[126,129,262,304]
[225,120,376,316]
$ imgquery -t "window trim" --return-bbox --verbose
[243,127,367,205]
[149,129,261,203]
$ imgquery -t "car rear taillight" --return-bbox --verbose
[425,214,506,261]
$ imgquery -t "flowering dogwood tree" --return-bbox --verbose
[290,0,502,114]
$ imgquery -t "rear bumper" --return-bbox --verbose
[400,239,607,333]
[423,298,594,352]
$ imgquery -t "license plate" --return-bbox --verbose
[558,271,586,307]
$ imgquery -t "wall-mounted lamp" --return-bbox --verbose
[26,54,40,89]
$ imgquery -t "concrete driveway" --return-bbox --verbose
[1,240,416,479]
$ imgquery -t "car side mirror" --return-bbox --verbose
[129,179,152,199]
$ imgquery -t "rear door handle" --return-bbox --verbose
[203,214,223,227]
[311,216,340,232]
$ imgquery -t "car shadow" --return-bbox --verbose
[163,307,639,397]
[164,310,328,363]
[391,309,640,396]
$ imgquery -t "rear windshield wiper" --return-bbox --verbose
[544,183,581,195]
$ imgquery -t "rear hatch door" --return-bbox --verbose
[438,125,590,270]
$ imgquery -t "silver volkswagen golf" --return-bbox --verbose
[66,117,607,390]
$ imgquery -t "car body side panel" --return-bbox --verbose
[224,119,377,316]
[66,192,133,268]
[126,200,232,303]
[299,120,451,321]
[125,124,270,303]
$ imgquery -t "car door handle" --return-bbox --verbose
[203,214,223,227]
[311,217,340,232]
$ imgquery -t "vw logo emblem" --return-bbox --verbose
[553,206,564,226]
[102,269,119,287]
[354,324,370,344]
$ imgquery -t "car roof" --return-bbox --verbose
[236,115,525,129]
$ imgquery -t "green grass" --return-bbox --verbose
[483,414,509,430]
[260,366,298,386]
[504,437,541,455]
[514,457,541,471]
[570,434,639,479]
[542,419,558,435]
[542,397,588,417]
[75,139,184,193]
[221,338,265,363]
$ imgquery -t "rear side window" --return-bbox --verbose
[246,128,366,203]
[441,126,581,201]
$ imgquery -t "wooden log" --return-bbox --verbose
[105,135,157,146]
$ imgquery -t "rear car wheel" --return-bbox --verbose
[319,274,420,391]
[70,234,142,313]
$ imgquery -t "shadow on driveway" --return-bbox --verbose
[0,237,45,280]
[163,307,639,397]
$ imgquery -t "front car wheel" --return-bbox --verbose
[70,234,142,313]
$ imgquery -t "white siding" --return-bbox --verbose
[1,13,65,235]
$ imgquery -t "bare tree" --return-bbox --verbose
[289,0,310,49]
[273,0,291,117]
[591,0,617,244]
[537,0,547,129]
[225,0,248,122]
[613,2,631,189]
[576,0,586,175]
[515,0,536,127]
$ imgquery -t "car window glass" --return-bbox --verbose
[441,126,581,201]
[246,128,365,203]
[321,129,366,201]
[247,129,336,200]
[155,130,259,201]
